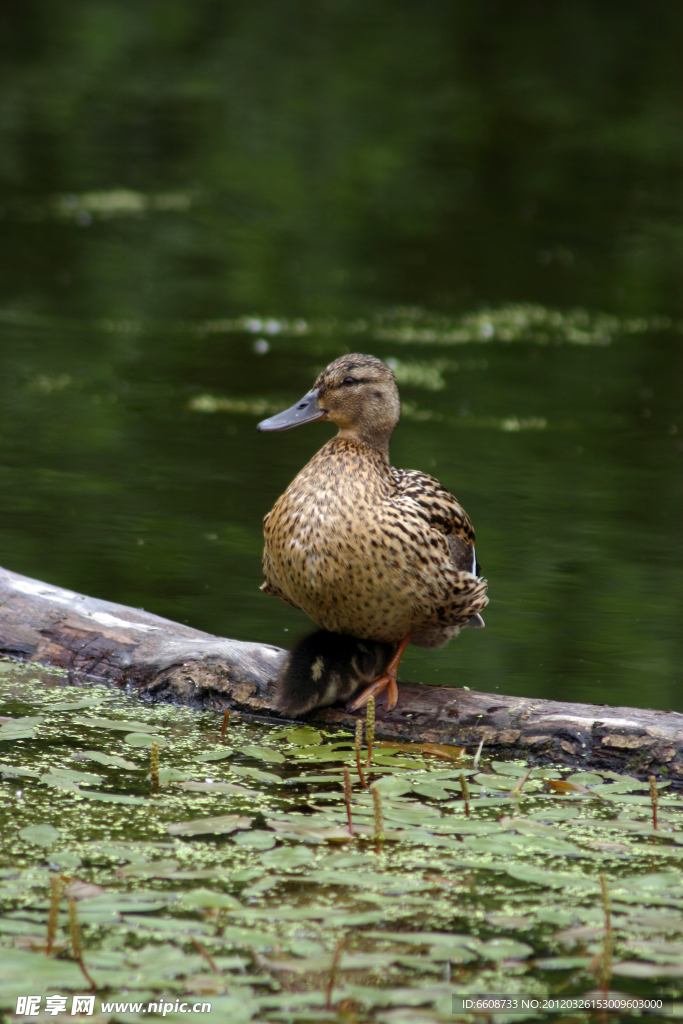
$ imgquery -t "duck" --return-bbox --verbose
[257,353,488,715]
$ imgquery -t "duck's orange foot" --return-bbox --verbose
[345,630,413,714]
[346,674,398,712]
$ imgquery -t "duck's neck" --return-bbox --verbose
[335,425,392,455]
[324,436,392,483]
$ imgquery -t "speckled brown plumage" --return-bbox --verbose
[258,353,488,711]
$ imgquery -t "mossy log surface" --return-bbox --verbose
[1,564,682,780]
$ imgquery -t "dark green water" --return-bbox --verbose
[1,2,682,711]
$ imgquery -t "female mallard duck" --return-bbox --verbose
[257,353,488,715]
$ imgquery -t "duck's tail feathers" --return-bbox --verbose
[274,630,394,717]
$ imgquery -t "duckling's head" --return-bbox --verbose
[258,353,400,450]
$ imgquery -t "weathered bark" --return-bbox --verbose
[1,564,682,780]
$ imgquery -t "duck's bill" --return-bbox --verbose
[257,389,327,432]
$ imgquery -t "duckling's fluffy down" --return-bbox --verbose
[274,630,393,716]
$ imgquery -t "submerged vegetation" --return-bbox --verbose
[2,661,683,1020]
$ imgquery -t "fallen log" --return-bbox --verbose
[1,563,682,780]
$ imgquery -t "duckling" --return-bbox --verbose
[274,630,393,716]
[257,353,488,714]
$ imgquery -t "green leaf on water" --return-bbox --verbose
[78,894,168,915]
[505,864,598,892]
[0,716,43,740]
[196,748,233,761]
[260,845,316,869]
[47,697,114,711]
[18,824,60,847]
[293,744,353,762]
[48,766,103,785]
[233,830,277,850]
[0,765,41,778]
[76,750,142,769]
[479,938,533,960]
[371,754,426,768]
[286,727,323,746]
[243,875,279,897]
[178,887,241,909]
[369,776,413,797]
[78,790,149,805]
[0,918,45,935]
[491,761,562,780]
[167,814,253,836]
[40,772,80,792]
[238,744,286,763]
[266,818,353,843]
[473,772,542,792]
[118,859,180,877]
[566,772,604,786]
[48,851,82,870]
[535,956,592,970]
[73,716,160,732]
[611,961,674,978]
[181,780,252,795]
[157,768,192,783]
[231,764,282,784]
[122,915,213,936]
[0,947,84,987]
[410,783,450,800]
[124,732,167,748]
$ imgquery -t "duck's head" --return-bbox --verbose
[257,354,400,450]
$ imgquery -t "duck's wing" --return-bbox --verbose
[391,468,480,574]
[391,468,487,632]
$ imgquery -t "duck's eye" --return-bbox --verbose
[343,376,356,385]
